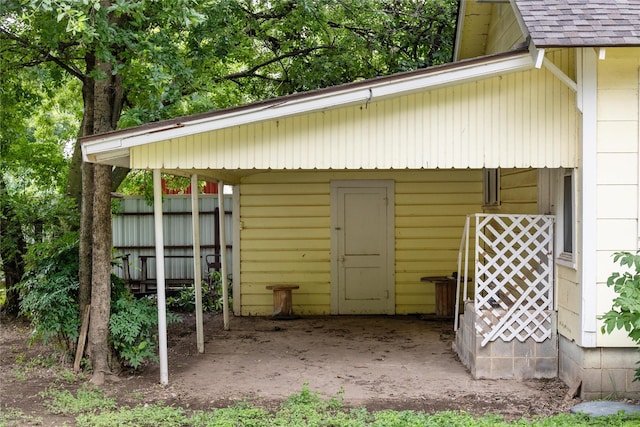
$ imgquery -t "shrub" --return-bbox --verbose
[165,271,232,313]
[17,232,80,354]
[600,251,640,381]
[110,276,181,370]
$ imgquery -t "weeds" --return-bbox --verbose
[0,407,44,427]
[41,384,117,415]
[76,404,187,427]
[4,384,639,426]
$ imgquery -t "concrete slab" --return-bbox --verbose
[571,400,640,417]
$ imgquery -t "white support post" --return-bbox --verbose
[153,169,169,384]
[218,181,230,331]
[579,48,598,347]
[191,174,204,353]
[454,215,471,332]
[232,184,241,315]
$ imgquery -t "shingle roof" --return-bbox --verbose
[514,0,640,47]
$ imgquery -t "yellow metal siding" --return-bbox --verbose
[498,169,539,214]
[239,170,483,316]
[594,48,640,347]
[131,68,579,171]
[547,49,577,82]
[485,4,526,55]
[557,265,581,339]
[456,1,493,60]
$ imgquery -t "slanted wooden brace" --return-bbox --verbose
[266,285,299,318]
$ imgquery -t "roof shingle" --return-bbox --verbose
[514,0,640,46]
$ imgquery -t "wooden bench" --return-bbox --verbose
[266,285,299,318]
[115,254,194,296]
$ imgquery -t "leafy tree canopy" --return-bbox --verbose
[3,0,457,129]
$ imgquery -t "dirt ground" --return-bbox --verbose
[1,312,581,425]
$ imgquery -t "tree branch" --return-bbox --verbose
[223,45,333,81]
[0,27,86,80]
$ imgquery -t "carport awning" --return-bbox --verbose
[82,48,579,181]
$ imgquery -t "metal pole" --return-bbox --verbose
[153,169,169,385]
[191,174,204,353]
[218,181,230,331]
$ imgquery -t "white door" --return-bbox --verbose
[330,181,394,314]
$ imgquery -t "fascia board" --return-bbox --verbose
[509,0,531,42]
[453,0,467,61]
[82,52,534,164]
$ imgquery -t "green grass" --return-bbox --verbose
[40,385,637,427]
[0,406,44,427]
[41,385,117,415]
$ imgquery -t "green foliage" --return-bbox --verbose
[0,406,44,427]
[17,232,80,353]
[600,251,640,381]
[110,276,182,370]
[76,404,188,427]
[6,384,639,427]
[0,281,6,307]
[166,271,232,313]
[42,385,117,415]
[190,402,271,427]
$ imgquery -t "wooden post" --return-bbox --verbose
[266,285,300,318]
[73,304,91,373]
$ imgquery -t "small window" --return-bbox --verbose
[483,168,500,207]
[562,172,573,254]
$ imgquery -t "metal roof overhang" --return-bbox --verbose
[82,49,534,179]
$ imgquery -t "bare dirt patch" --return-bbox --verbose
[1,312,579,425]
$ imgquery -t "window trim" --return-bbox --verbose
[483,168,501,207]
[557,169,576,268]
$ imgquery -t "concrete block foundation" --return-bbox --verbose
[454,301,558,379]
[559,335,640,400]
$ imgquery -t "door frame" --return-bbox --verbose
[329,180,395,314]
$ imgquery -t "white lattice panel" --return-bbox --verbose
[472,214,554,347]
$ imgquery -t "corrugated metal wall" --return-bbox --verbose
[112,194,233,283]
[131,63,579,171]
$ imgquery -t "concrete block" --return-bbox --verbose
[514,357,536,378]
[601,348,640,369]
[491,339,514,357]
[535,337,558,358]
[474,357,491,379]
[559,336,581,365]
[514,340,535,357]
[491,357,515,378]
[601,369,627,394]
[535,357,558,378]
[626,372,640,393]
[581,369,603,395]
[559,358,581,389]
[582,391,605,400]
[582,348,603,369]
[475,339,491,357]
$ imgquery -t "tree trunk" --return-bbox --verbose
[88,163,112,384]
[0,174,26,316]
[77,65,96,334]
[78,160,94,317]
[86,54,124,385]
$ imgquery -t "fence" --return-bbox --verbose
[456,214,555,346]
[112,194,233,288]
